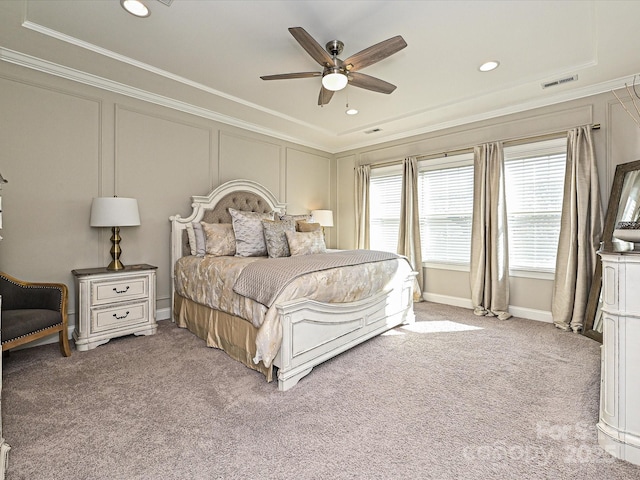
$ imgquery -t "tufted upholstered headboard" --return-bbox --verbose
[169,179,287,320]
[179,190,276,257]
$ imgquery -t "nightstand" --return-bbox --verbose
[72,264,157,351]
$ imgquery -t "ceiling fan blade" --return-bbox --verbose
[318,87,335,106]
[342,35,407,72]
[261,72,322,80]
[289,27,334,67]
[348,72,397,94]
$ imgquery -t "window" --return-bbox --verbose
[504,138,566,274]
[368,138,566,277]
[418,155,474,266]
[369,166,402,253]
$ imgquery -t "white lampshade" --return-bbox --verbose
[322,71,348,91]
[311,209,334,227]
[90,197,141,227]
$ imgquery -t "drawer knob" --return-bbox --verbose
[113,285,130,294]
[113,311,130,320]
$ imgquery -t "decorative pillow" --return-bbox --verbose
[262,218,296,258]
[229,208,274,257]
[296,221,322,232]
[286,230,326,256]
[280,213,312,223]
[185,222,206,257]
[185,223,197,255]
[201,222,236,256]
[192,222,206,257]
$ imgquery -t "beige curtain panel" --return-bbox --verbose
[552,126,603,332]
[355,164,371,250]
[397,156,423,302]
[470,142,511,320]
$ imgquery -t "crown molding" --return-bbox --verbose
[21,20,331,137]
[1,44,635,155]
[0,47,330,153]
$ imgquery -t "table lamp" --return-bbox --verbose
[311,209,334,238]
[90,197,140,270]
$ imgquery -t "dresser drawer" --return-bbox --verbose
[91,275,149,306]
[91,301,149,333]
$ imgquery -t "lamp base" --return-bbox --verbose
[107,226,126,271]
[106,259,125,271]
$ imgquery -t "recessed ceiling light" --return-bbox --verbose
[121,0,150,18]
[345,103,358,115]
[479,61,499,72]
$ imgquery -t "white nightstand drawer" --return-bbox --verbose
[91,276,148,306]
[91,302,149,333]
[73,264,157,351]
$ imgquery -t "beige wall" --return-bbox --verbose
[336,92,640,320]
[0,62,333,328]
[3,54,640,332]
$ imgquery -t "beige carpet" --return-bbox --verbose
[3,302,640,479]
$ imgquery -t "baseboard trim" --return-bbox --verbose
[11,307,172,351]
[157,307,171,321]
[422,293,553,323]
[508,305,553,323]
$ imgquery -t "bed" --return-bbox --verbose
[169,179,416,390]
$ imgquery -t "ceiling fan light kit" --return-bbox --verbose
[261,27,407,106]
[322,70,348,91]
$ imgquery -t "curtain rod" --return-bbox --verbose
[367,123,601,169]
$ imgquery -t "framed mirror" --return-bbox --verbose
[583,159,640,342]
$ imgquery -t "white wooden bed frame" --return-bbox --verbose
[169,179,416,390]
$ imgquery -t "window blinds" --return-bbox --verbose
[419,164,474,264]
[504,152,566,272]
[369,172,402,253]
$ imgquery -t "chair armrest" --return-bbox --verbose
[0,272,68,313]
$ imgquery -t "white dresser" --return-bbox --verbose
[0,297,10,479]
[72,264,157,351]
[598,250,640,465]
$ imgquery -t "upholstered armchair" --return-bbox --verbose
[0,272,71,357]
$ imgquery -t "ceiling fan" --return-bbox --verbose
[261,27,407,106]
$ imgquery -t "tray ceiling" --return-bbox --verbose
[0,0,638,153]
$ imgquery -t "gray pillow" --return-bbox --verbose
[192,222,206,257]
[185,222,197,256]
[186,222,206,257]
[280,213,311,223]
[262,218,296,258]
[229,208,274,257]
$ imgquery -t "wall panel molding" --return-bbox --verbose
[219,131,282,197]
[0,47,326,152]
[114,103,215,192]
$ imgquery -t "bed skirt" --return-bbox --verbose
[173,293,273,382]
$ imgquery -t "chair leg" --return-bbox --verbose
[59,329,71,357]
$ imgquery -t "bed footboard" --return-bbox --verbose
[273,271,416,391]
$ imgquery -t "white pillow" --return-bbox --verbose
[229,208,274,257]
